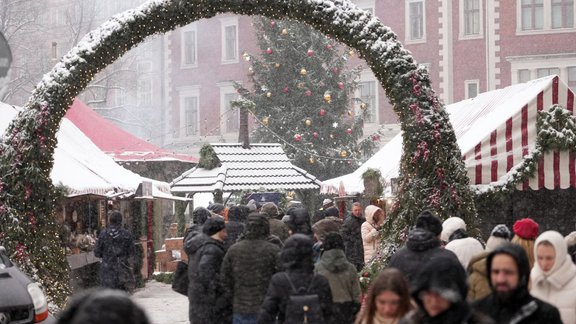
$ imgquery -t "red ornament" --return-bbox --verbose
[313,132,319,139]
[266,48,273,54]
[307,49,314,57]
[338,82,345,90]
[346,128,353,134]
[319,109,326,116]
[372,135,381,141]
[294,134,302,142]
[326,44,333,50]
[362,272,370,278]
[305,90,312,96]
[283,86,290,93]
[270,21,276,27]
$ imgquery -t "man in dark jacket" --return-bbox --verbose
[185,216,231,323]
[388,210,458,286]
[183,207,211,250]
[340,202,365,271]
[258,234,333,323]
[472,243,562,324]
[400,255,493,324]
[223,205,248,250]
[221,214,280,323]
[94,211,135,291]
[260,202,289,242]
[284,207,314,238]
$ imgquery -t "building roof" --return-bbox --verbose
[323,75,576,195]
[65,99,197,163]
[171,143,321,193]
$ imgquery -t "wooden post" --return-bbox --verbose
[146,200,154,278]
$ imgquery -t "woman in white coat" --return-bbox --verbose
[530,230,576,324]
[361,205,385,264]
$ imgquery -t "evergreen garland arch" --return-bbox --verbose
[0,0,477,303]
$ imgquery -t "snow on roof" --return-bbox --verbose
[322,76,565,195]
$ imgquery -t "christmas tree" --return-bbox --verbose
[236,17,376,181]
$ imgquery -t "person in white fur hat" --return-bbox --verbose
[530,230,576,324]
[440,216,466,245]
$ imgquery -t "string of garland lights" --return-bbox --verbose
[0,0,476,304]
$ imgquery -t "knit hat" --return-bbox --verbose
[324,206,339,217]
[260,202,279,218]
[415,210,442,236]
[207,203,225,214]
[491,224,512,239]
[202,216,226,236]
[441,217,467,243]
[322,198,333,207]
[323,232,345,251]
[512,218,539,240]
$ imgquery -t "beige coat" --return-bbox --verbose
[361,205,384,263]
[530,230,576,324]
[467,252,491,301]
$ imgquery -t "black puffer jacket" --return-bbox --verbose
[388,228,458,286]
[258,234,333,323]
[472,243,562,324]
[186,233,230,323]
[340,215,365,271]
[94,225,135,290]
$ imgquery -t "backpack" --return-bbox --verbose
[283,273,325,324]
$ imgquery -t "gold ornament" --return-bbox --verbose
[281,28,288,35]
[262,116,269,125]
[347,110,353,116]
[309,157,315,164]
[274,63,280,69]
[300,68,307,76]
[266,92,272,98]
[297,82,305,89]
[330,134,334,139]
[305,118,312,126]
[360,102,367,109]
[349,50,355,57]
[340,150,348,157]
[248,67,254,75]
[324,93,332,103]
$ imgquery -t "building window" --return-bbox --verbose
[465,80,479,99]
[537,67,561,78]
[521,0,544,30]
[137,78,152,106]
[463,0,481,35]
[518,69,532,83]
[108,88,125,107]
[181,26,197,66]
[359,80,377,123]
[221,17,239,63]
[183,96,199,136]
[552,0,574,28]
[406,0,425,42]
[223,93,239,133]
[568,66,576,92]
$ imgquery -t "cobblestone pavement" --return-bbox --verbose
[132,280,188,324]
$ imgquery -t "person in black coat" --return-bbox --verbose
[284,207,314,238]
[399,255,494,324]
[258,234,333,323]
[223,205,248,250]
[94,211,135,291]
[471,243,562,324]
[183,207,210,250]
[387,210,459,286]
[186,216,231,323]
[221,214,281,323]
[340,202,365,271]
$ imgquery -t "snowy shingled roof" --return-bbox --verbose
[170,143,321,193]
[322,75,575,195]
[65,99,198,163]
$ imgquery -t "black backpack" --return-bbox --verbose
[283,273,325,324]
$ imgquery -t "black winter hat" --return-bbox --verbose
[323,232,344,251]
[412,254,467,304]
[281,233,314,270]
[244,213,270,240]
[202,216,226,236]
[324,206,340,217]
[490,224,512,239]
[207,203,225,214]
[415,210,442,236]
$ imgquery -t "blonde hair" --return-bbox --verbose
[512,235,535,269]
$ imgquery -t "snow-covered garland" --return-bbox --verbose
[0,0,475,303]
[474,104,576,196]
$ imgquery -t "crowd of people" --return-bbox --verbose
[58,200,576,324]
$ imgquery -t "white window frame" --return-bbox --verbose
[405,0,426,44]
[356,70,379,124]
[459,0,484,39]
[508,53,576,86]
[181,23,198,68]
[178,86,201,138]
[516,0,576,35]
[218,83,240,134]
[137,78,152,106]
[220,17,239,64]
[353,0,376,15]
[464,79,480,99]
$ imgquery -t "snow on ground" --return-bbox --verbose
[132,280,189,324]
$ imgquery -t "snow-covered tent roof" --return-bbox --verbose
[322,75,576,195]
[171,143,321,193]
[0,102,186,199]
[65,99,198,163]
